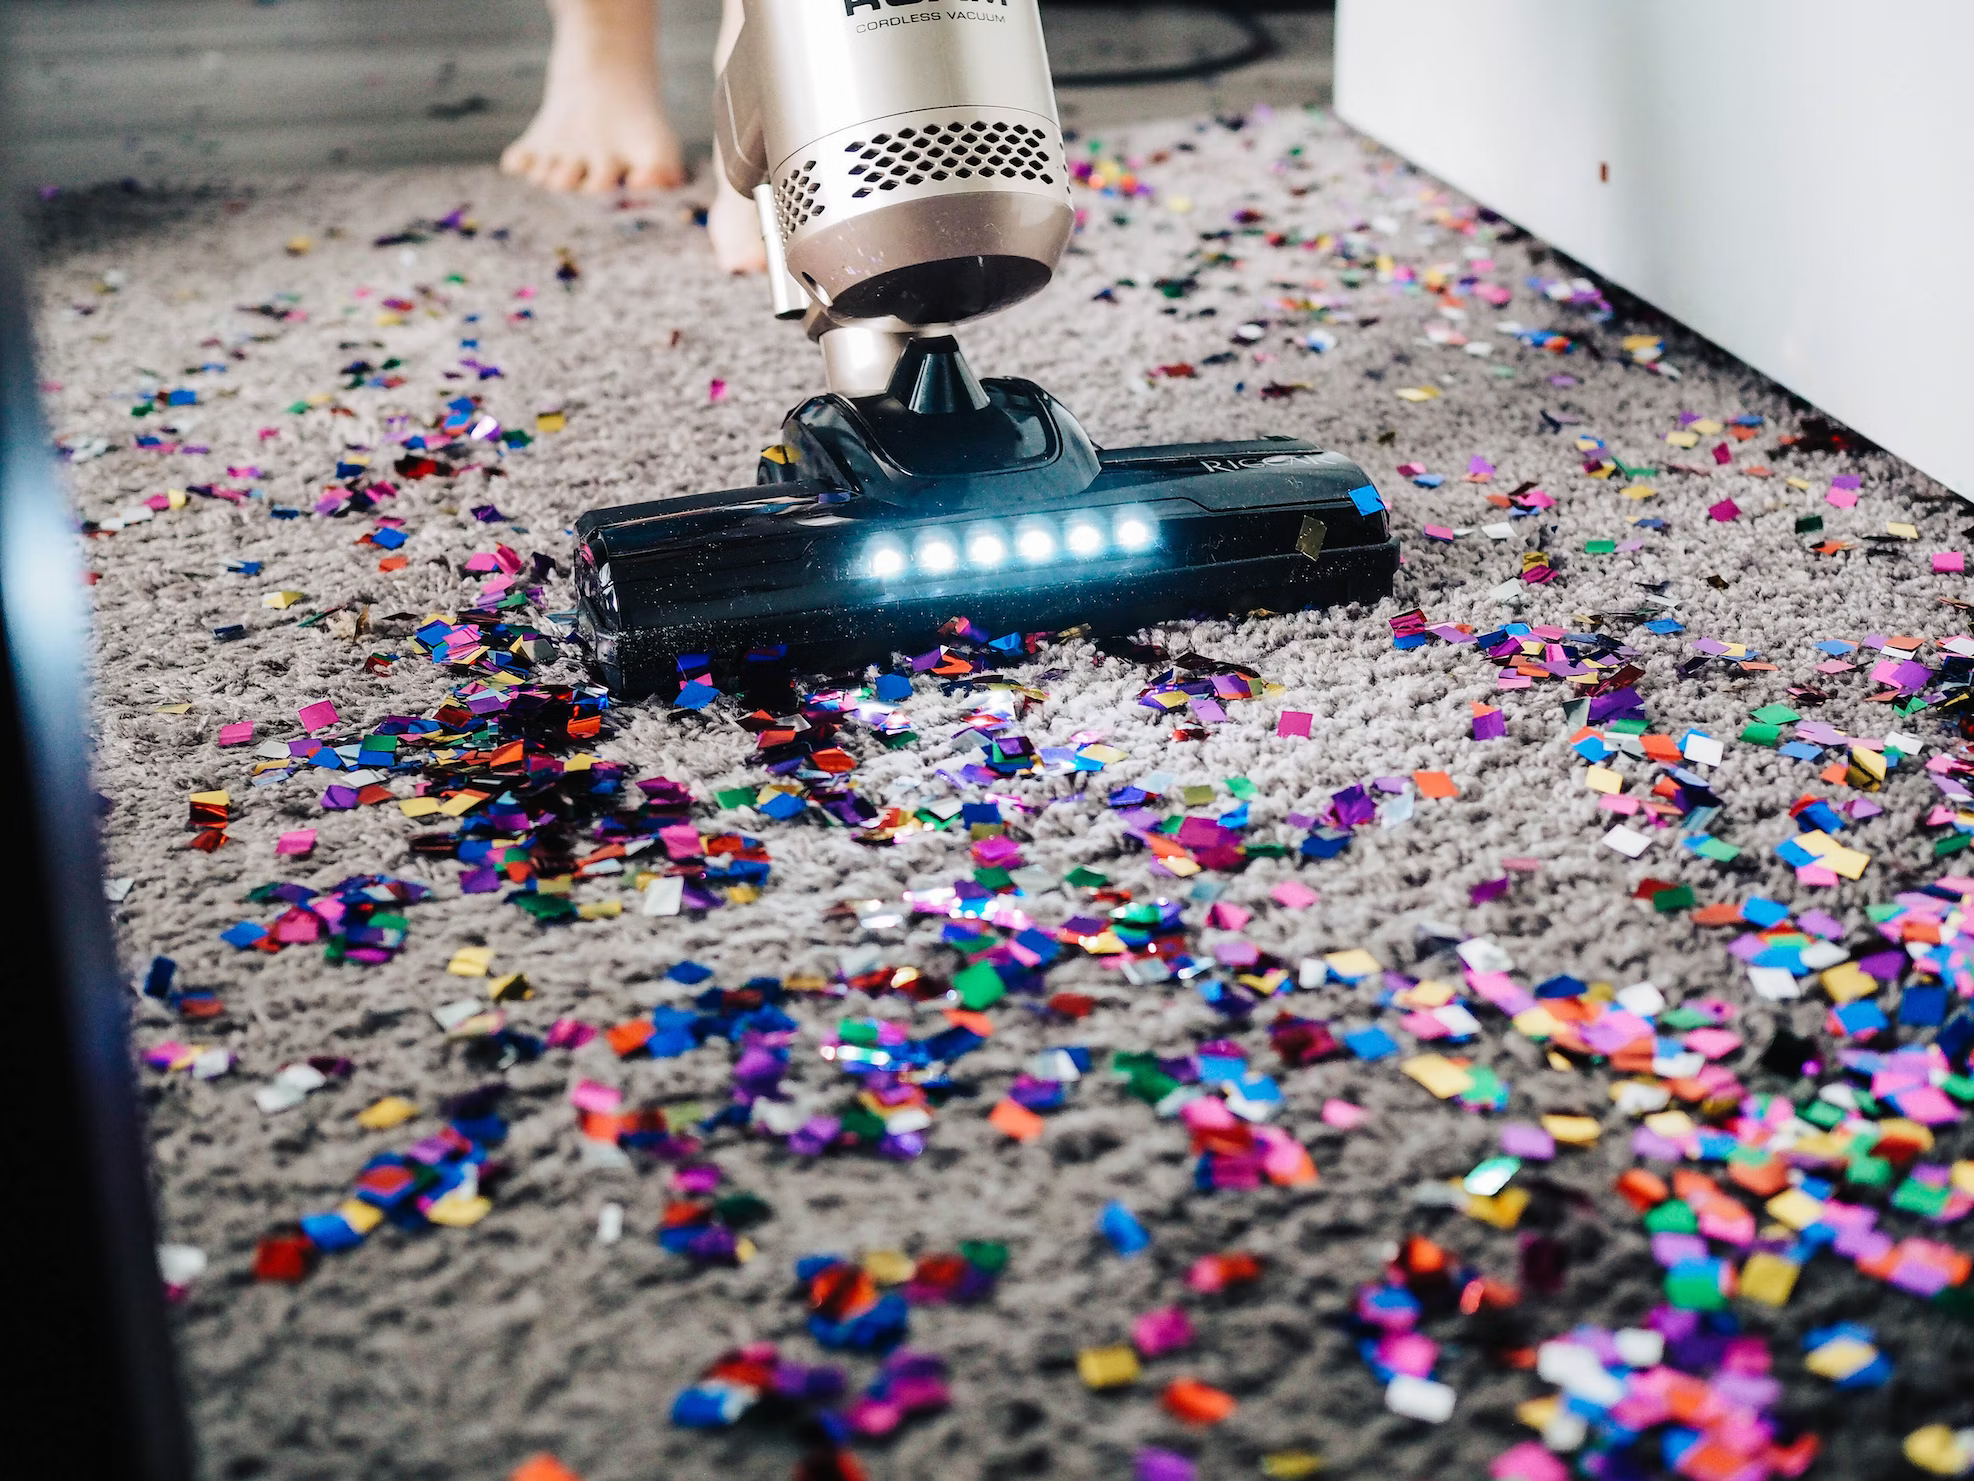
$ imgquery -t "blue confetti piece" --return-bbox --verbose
[1347,483,1387,514]
[1099,1200,1150,1256]
[873,672,912,703]
[220,921,267,949]
[668,960,714,985]
[760,791,807,821]
[1343,1025,1398,1061]
[675,680,720,711]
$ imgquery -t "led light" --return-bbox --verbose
[917,536,958,573]
[867,543,906,579]
[1016,526,1057,562]
[966,528,1007,567]
[1065,522,1104,557]
[1115,514,1155,550]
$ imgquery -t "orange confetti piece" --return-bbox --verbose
[988,1098,1045,1142]
[1413,770,1458,799]
[1162,1378,1238,1425]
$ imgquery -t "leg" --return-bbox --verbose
[501,0,685,194]
[706,0,769,273]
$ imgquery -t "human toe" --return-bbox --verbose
[581,156,628,195]
[544,155,589,192]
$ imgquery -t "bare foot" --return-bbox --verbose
[502,0,685,195]
[708,173,769,274]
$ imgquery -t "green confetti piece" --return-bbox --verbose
[1892,1178,1951,1217]
[959,1239,1010,1273]
[1845,1155,1894,1189]
[1652,884,1695,913]
[1739,722,1782,747]
[1795,514,1824,533]
[1935,833,1972,858]
[1691,836,1742,862]
[1224,776,1258,800]
[716,786,757,809]
[1664,1264,1726,1311]
[1584,539,1617,555]
[1065,866,1109,888]
[1607,717,1648,735]
[1750,704,1800,724]
[952,960,1006,1010]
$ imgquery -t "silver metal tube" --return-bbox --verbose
[752,182,810,321]
[817,326,915,397]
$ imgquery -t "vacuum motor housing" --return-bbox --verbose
[715,0,1076,326]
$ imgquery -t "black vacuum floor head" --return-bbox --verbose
[573,340,1396,697]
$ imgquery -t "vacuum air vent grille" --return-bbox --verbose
[839,119,1059,200]
[773,160,824,238]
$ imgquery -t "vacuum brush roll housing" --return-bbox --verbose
[714,0,1074,325]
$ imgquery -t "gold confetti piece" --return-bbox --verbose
[446,946,494,977]
[535,410,567,434]
[1820,962,1877,1002]
[423,1193,493,1228]
[1644,1109,1695,1139]
[156,702,192,714]
[189,789,229,807]
[1260,1454,1323,1479]
[1738,1252,1800,1306]
[337,1198,385,1234]
[1462,1185,1530,1229]
[1513,1006,1561,1039]
[1395,386,1441,402]
[1540,1114,1602,1146]
[356,1096,419,1131]
[577,899,623,920]
[862,1250,916,1286]
[1402,1054,1474,1100]
[1887,522,1919,540]
[398,797,442,817]
[1324,948,1383,978]
[262,590,305,609]
[488,972,532,1002]
[1077,1345,1141,1389]
[1584,765,1624,795]
[1804,1336,1878,1381]
[1905,1425,1974,1476]
[1764,1189,1825,1231]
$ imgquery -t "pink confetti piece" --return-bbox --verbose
[217,721,255,747]
[1321,1099,1368,1130]
[296,697,339,731]
[1934,552,1964,573]
[1270,880,1318,910]
[275,829,316,856]
[1276,710,1312,738]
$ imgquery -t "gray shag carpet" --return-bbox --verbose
[31,108,1974,1481]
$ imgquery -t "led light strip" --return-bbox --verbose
[863,510,1156,580]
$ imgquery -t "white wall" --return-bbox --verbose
[1335,0,1974,497]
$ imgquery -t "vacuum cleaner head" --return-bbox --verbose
[572,339,1397,698]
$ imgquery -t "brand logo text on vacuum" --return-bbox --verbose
[845,0,1005,14]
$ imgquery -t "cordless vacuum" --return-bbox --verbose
[571,0,1398,697]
